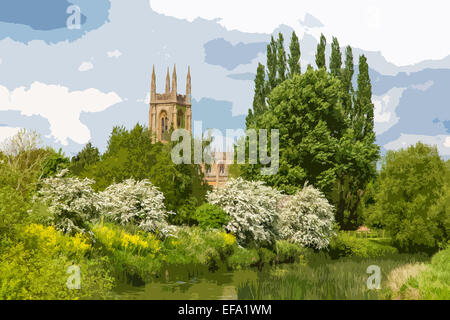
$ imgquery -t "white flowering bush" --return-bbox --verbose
[207,178,282,246]
[99,179,174,237]
[278,184,335,250]
[36,169,101,234]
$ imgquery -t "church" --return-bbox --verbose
[149,65,229,188]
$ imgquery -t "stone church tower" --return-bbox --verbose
[149,65,229,188]
[149,64,192,143]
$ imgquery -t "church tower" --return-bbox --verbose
[149,65,192,143]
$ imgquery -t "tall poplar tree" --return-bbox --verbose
[329,37,342,77]
[277,33,287,83]
[246,63,267,127]
[315,33,327,69]
[288,31,301,77]
[342,46,354,116]
[354,55,374,141]
[266,36,278,92]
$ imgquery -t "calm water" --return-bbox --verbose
[113,268,261,300]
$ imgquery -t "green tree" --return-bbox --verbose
[70,142,100,176]
[342,46,354,116]
[246,63,267,128]
[315,34,327,70]
[40,149,70,179]
[276,33,287,83]
[331,54,379,230]
[266,36,278,92]
[288,31,301,77]
[329,37,342,77]
[353,55,374,140]
[375,143,449,253]
[241,68,347,195]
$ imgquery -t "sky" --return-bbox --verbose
[150,0,450,66]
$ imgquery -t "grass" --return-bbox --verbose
[385,247,450,300]
[237,253,429,300]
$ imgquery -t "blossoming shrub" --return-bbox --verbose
[207,178,282,246]
[36,169,100,234]
[278,185,335,250]
[99,179,173,237]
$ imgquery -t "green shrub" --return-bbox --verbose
[162,227,236,270]
[227,247,259,270]
[0,224,114,300]
[194,203,229,229]
[275,240,307,263]
[328,231,398,259]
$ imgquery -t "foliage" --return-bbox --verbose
[92,223,163,283]
[162,227,237,271]
[207,178,282,246]
[0,129,48,197]
[194,203,229,230]
[168,196,198,226]
[328,231,398,259]
[278,185,335,250]
[0,224,113,300]
[288,31,301,77]
[241,68,347,195]
[375,143,449,252]
[70,142,100,176]
[99,179,174,237]
[329,37,342,77]
[36,170,101,235]
[315,33,327,69]
[40,148,70,179]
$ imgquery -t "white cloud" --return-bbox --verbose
[78,61,94,72]
[384,134,450,156]
[107,49,122,58]
[150,0,450,66]
[373,87,406,135]
[444,137,450,148]
[0,82,122,145]
[0,127,21,145]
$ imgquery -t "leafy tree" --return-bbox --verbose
[266,36,278,92]
[375,143,449,252]
[40,148,70,179]
[246,63,267,128]
[242,68,347,195]
[353,55,374,140]
[329,37,342,77]
[331,54,379,230]
[315,33,327,69]
[342,46,355,115]
[70,142,100,176]
[288,31,301,77]
[276,33,287,83]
